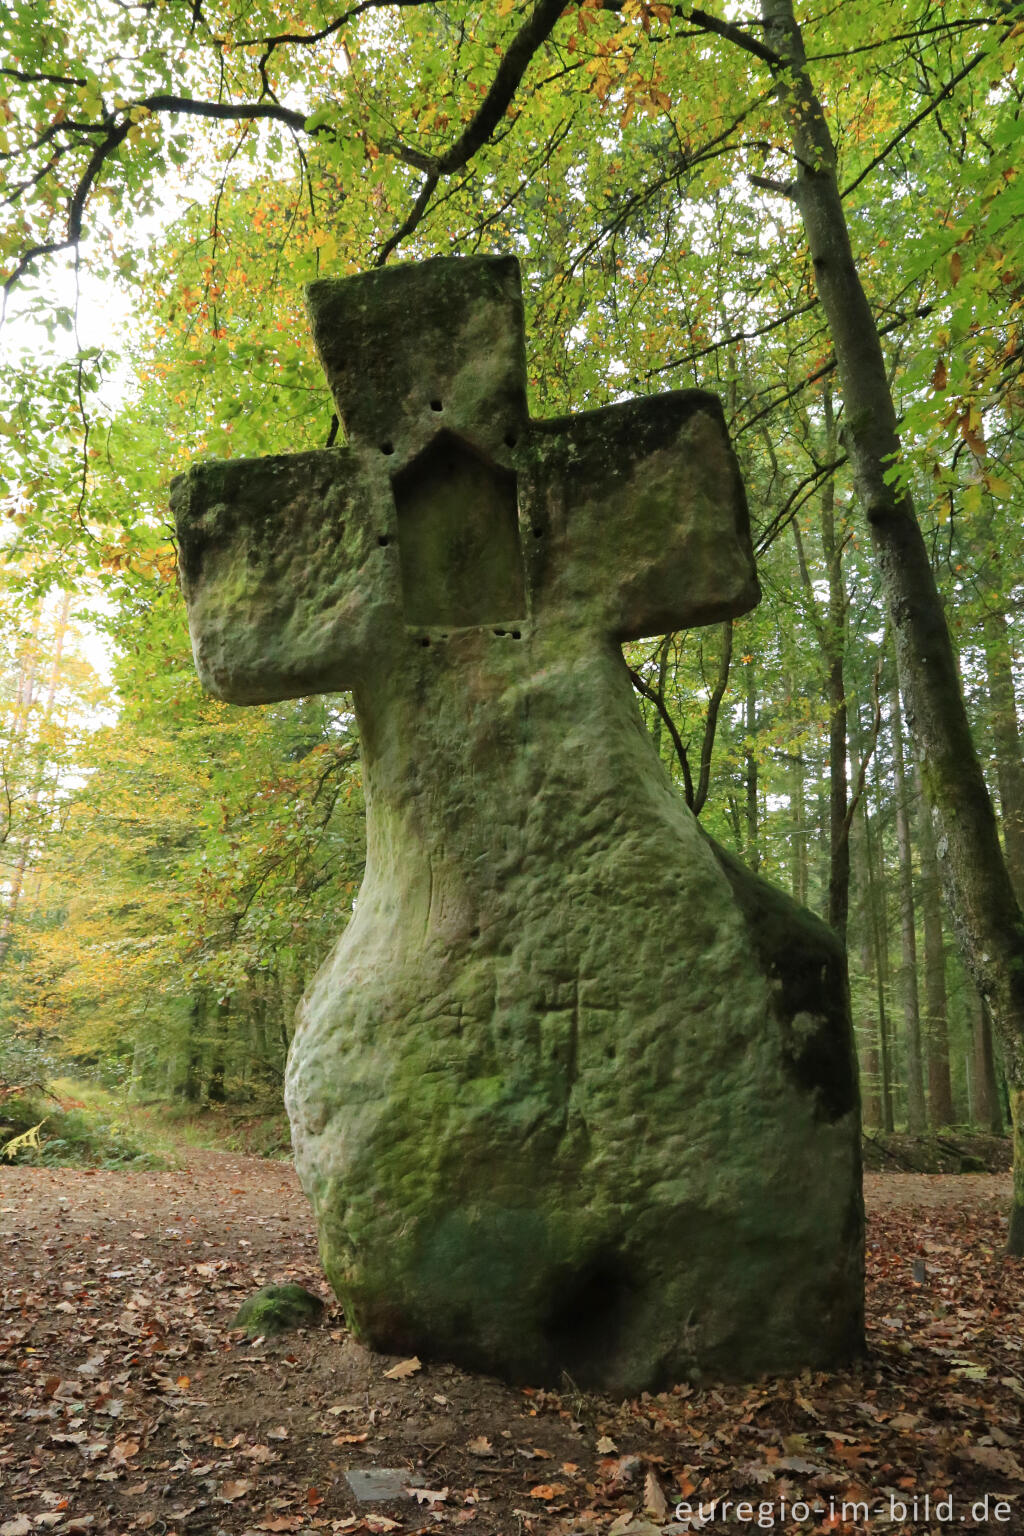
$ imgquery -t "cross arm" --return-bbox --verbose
[527,390,759,642]
[171,447,391,705]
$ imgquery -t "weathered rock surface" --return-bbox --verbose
[172,254,864,1393]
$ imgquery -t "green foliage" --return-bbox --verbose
[0,1090,161,1168]
[1,0,1022,1137]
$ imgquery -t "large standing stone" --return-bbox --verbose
[172,255,863,1393]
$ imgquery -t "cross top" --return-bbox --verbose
[172,255,759,703]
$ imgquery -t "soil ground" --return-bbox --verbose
[2,1155,1022,1536]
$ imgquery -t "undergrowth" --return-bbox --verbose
[0,1088,163,1169]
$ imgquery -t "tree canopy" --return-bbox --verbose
[2,1,1024,1222]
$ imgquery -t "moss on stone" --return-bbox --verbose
[230,1283,325,1337]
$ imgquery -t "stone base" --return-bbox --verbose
[285,782,863,1394]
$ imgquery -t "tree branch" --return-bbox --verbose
[694,620,733,815]
[629,667,695,809]
[374,171,439,265]
[841,45,992,200]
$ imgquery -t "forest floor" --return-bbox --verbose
[2,1156,1023,1536]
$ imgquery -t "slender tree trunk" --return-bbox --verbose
[818,391,851,939]
[860,1044,881,1129]
[983,608,1024,901]
[972,991,1004,1135]
[861,739,894,1132]
[915,764,955,1125]
[890,684,927,1131]
[648,635,671,760]
[744,660,760,872]
[761,0,1024,1248]
[789,707,807,905]
[0,595,71,971]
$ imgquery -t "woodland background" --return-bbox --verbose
[1,0,1022,1143]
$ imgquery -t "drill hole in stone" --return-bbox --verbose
[378,536,390,547]
[430,398,443,412]
[504,432,518,448]
[418,637,431,648]
[381,441,395,456]
[533,525,545,538]
[511,630,522,640]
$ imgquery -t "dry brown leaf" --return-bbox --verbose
[242,1443,277,1463]
[467,1436,494,1456]
[959,1445,1024,1478]
[383,1355,421,1379]
[409,1487,449,1504]
[332,1431,369,1444]
[644,1468,669,1520]
[595,1435,617,1453]
[220,1479,255,1501]
[528,1483,568,1500]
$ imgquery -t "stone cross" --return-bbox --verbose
[172,256,863,1393]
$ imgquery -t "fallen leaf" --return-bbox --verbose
[221,1479,256,1501]
[467,1436,494,1456]
[383,1356,421,1379]
[409,1487,449,1504]
[332,1432,369,1445]
[596,1435,617,1453]
[959,1445,1024,1478]
[644,1468,669,1520]
[528,1483,568,1500]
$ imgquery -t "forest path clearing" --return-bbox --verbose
[2,1160,1021,1535]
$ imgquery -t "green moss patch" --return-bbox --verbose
[231,1283,326,1337]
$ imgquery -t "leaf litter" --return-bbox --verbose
[1,1155,1021,1533]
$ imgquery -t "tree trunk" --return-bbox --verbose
[761,0,1024,1249]
[915,764,955,1125]
[890,683,927,1132]
[983,607,1024,901]
[860,732,894,1133]
[818,391,851,939]
[972,990,1004,1136]
[0,594,71,972]
[788,694,807,905]
[744,660,760,871]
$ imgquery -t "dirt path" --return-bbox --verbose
[2,1160,1022,1535]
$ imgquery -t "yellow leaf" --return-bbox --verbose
[984,474,1014,498]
